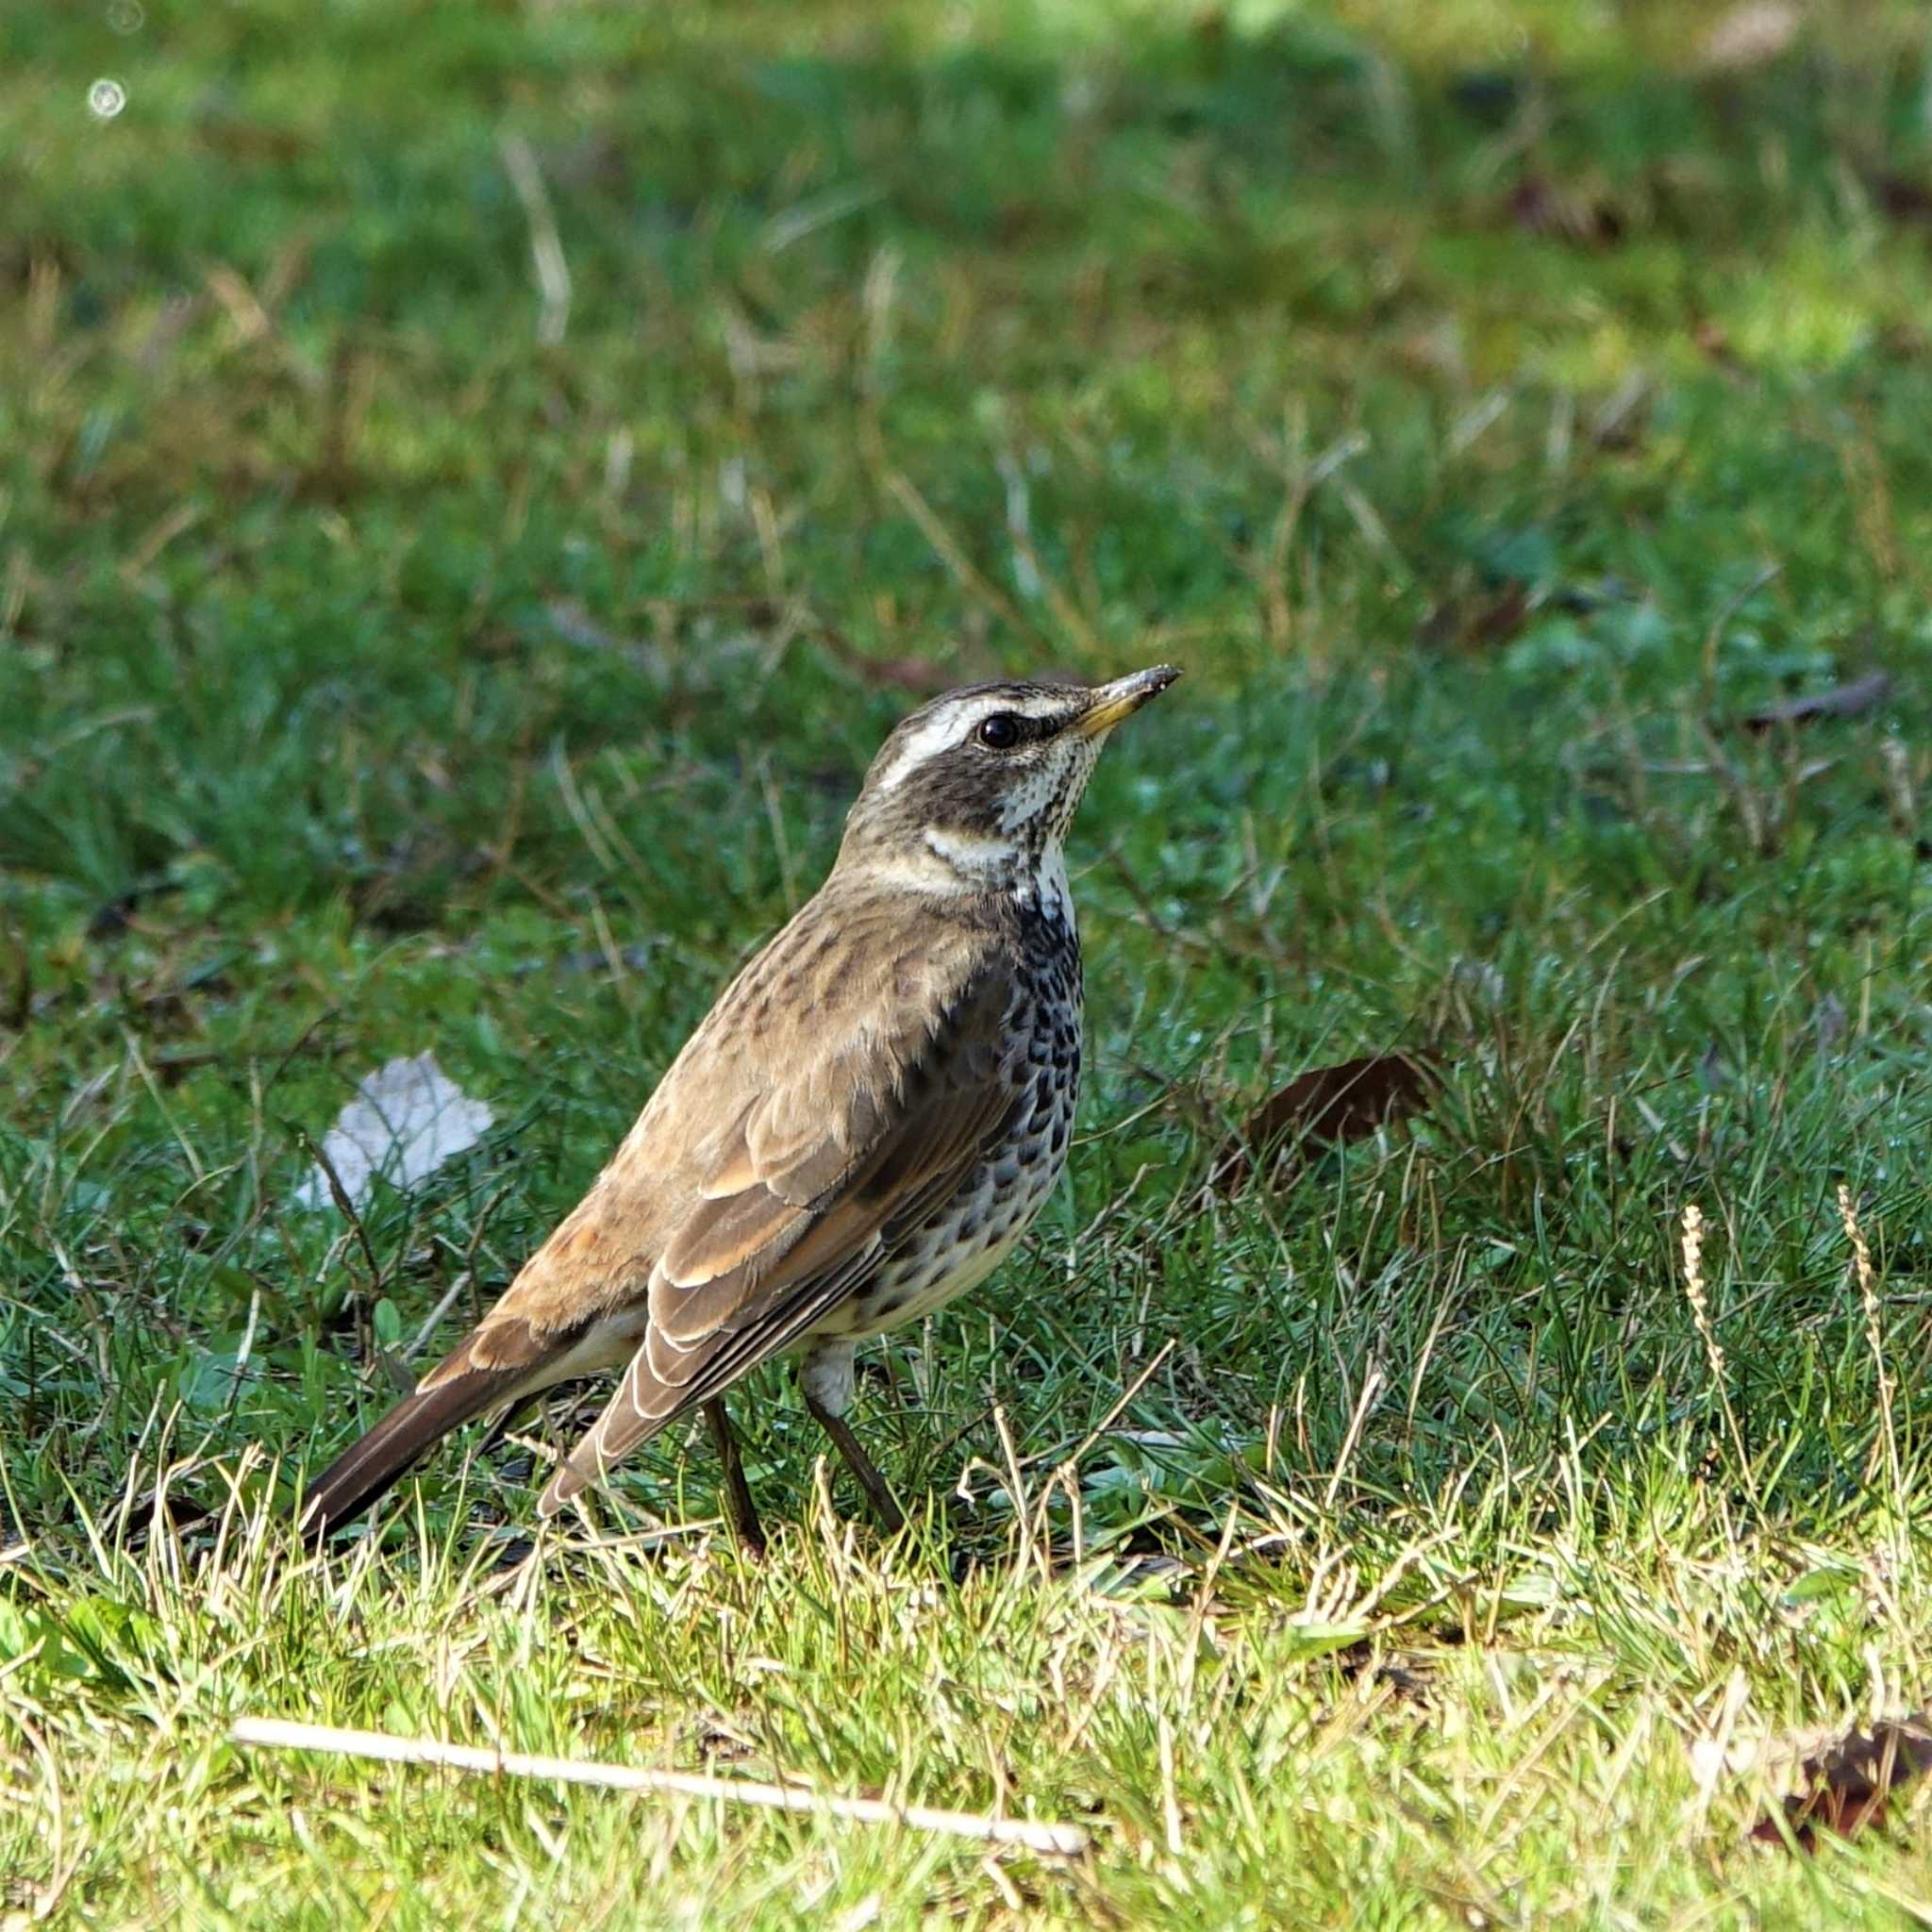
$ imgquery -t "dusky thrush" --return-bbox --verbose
[299,665,1181,1549]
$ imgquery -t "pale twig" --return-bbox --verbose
[1699,559,1780,699]
[229,1717,1090,1856]
[990,1403,1046,1582]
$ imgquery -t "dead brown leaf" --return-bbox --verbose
[197,115,311,164]
[1506,176,1624,248]
[1750,1717,1932,1853]
[1416,585,1532,651]
[1874,175,1932,227]
[1740,671,1891,732]
[1694,318,1744,374]
[1211,1051,1442,1194]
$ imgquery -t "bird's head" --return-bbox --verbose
[837,665,1182,894]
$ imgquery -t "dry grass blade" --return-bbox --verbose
[498,131,571,347]
[1210,1051,1442,1194]
[1740,671,1892,732]
[1838,1184,1901,1502]
[1750,1717,1932,1853]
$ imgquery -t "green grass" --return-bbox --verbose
[7,0,1932,1921]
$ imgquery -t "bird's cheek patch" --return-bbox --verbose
[996,763,1060,832]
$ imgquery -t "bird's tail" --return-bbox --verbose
[297,1328,551,1540]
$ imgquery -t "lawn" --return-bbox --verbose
[6,0,1932,1922]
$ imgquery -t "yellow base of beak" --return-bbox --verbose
[1074,664,1184,738]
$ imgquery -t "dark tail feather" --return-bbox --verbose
[298,1367,523,1541]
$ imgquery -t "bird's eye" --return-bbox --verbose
[975,713,1023,750]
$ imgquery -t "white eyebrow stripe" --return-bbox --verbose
[870,691,1079,794]
[870,697,997,793]
[868,713,971,795]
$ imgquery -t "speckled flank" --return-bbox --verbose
[796,874,1083,1409]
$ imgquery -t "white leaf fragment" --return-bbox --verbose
[295,1052,493,1210]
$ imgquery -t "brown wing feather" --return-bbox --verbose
[534,1260,871,1518]
[435,900,984,1359]
[298,1317,564,1539]
[646,959,1020,1345]
[358,891,1022,1525]
[535,952,1024,1514]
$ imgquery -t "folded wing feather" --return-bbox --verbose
[534,942,1024,1514]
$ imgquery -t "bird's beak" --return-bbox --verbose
[1073,664,1184,739]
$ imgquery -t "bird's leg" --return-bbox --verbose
[702,1399,765,1557]
[803,1391,906,1536]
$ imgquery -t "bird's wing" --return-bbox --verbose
[531,931,1029,1514]
[300,906,1020,1540]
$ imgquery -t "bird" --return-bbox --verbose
[298,664,1182,1551]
